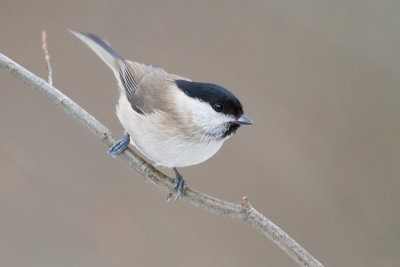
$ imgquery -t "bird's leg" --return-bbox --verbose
[167,167,187,202]
[107,133,130,158]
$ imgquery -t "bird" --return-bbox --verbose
[70,30,253,201]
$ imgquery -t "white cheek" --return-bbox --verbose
[174,90,233,132]
[193,103,229,127]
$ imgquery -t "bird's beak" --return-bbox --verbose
[235,114,253,125]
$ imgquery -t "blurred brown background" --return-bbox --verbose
[1,0,399,266]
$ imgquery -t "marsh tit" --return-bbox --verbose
[70,30,253,201]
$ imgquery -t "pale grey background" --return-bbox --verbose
[1,0,399,266]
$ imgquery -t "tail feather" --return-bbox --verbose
[69,29,123,71]
[71,30,148,113]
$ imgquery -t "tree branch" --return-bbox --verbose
[0,53,323,267]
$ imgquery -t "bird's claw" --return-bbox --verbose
[107,133,130,158]
[167,168,187,202]
[174,176,187,201]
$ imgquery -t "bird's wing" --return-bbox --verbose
[70,30,159,114]
[132,70,189,115]
[115,59,147,114]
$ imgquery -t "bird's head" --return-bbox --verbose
[175,80,253,141]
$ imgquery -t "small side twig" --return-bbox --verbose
[41,30,53,86]
[242,196,249,209]
[0,48,323,267]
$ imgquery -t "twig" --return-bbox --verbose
[0,53,324,267]
[242,196,249,209]
[41,30,53,86]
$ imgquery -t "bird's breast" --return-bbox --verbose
[116,94,224,168]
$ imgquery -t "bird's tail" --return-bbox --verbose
[69,29,124,71]
[70,30,149,103]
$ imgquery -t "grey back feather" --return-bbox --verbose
[70,30,167,114]
[70,30,194,117]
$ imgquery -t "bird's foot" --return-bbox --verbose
[107,133,130,158]
[167,168,187,202]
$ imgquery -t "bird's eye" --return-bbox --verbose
[213,103,223,112]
